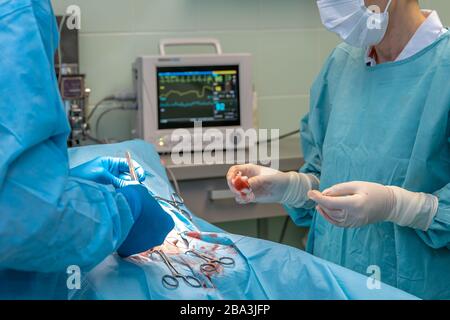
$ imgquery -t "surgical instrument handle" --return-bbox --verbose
[186,250,235,266]
[154,251,202,289]
[125,151,138,181]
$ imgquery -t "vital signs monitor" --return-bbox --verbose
[134,38,253,153]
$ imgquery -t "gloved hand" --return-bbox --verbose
[308,181,439,230]
[117,185,175,257]
[70,156,146,188]
[226,164,319,207]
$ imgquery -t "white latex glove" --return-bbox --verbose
[308,181,439,231]
[226,164,319,207]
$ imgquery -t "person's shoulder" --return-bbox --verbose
[315,42,365,82]
[434,32,450,63]
[322,42,365,71]
[332,42,365,60]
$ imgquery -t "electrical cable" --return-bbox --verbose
[164,165,182,196]
[256,129,300,145]
[85,133,106,144]
[86,93,137,124]
[277,129,301,141]
[95,106,126,140]
[86,96,115,123]
[220,128,300,153]
[94,103,138,140]
[279,216,290,244]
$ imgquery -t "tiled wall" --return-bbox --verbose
[51,0,449,141]
[51,0,338,140]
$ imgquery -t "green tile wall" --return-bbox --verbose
[51,0,336,140]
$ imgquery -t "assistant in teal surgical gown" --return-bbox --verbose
[286,33,450,299]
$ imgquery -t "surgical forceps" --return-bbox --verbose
[185,250,236,273]
[151,250,202,289]
[153,193,194,222]
[125,152,193,222]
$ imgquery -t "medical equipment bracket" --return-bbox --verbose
[159,38,223,56]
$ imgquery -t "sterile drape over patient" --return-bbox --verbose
[65,141,417,300]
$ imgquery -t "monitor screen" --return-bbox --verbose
[157,65,241,129]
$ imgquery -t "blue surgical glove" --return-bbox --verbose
[117,185,175,257]
[70,156,146,188]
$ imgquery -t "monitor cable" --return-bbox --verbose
[94,102,138,141]
[256,128,300,146]
[86,93,137,124]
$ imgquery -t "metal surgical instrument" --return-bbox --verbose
[185,250,235,273]
[125,151,139,181]
[125,152,193,224]
[154,192,194,222]
[151,250,202,289]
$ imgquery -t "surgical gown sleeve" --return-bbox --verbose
[417,137,450,250]
[284,52,335,227]
[0,0,134,272]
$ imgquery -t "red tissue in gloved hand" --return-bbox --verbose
[232,172,251,196]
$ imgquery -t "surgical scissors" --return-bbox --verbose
[154,193,194,222]
[151,250,202,289]
[186,250,236,273]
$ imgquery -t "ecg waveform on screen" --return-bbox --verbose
[159,86,213,99]
[157,67,239,127]
[160,101,213,108]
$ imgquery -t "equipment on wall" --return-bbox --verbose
[56,15,90,147]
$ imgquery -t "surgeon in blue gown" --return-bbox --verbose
[0,0,174,298]
[228,0,450,299]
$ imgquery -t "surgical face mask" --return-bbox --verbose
[317,0,393,48]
